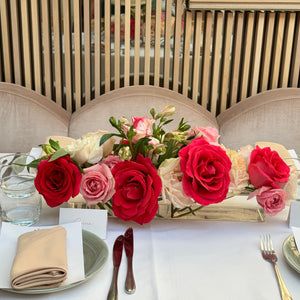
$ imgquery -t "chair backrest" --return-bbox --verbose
[0,83,70,152]
[69,85,218,138]
[217,88,300,153]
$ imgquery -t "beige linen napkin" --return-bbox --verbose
[10,226,68,290]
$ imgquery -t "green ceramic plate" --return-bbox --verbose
[282,234,300,273]
[2,230,108,294]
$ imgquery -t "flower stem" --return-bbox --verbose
[171,204,204,218]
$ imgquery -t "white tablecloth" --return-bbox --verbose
[0,200,299,300]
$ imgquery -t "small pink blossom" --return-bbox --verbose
[187,126,219,144]
[248,186,287,216]
[99,155,122,170]
[80,164,115,204]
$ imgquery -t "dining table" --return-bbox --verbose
[0,196,300,300]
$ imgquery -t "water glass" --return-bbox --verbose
[0,153,41,226]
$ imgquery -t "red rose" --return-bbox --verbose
[248,146,290,189]
[35,155,82,207]
[179,137,232,206]
[111,154,162,225]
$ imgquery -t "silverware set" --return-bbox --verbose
[260,234,293,300]
[107,228,136,300]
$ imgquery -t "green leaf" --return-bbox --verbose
[162,119,173,126]
[49,148,69,162]
[49,139,60,151]
[100,133,115,146]
[26,158,42,169]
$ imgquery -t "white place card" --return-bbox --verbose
[288,200,300,228]
[59,208,107,239]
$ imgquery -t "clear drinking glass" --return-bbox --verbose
[0,153,41,226]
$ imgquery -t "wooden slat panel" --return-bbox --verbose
[219,11,233,113]
[144,0,152,85]
[280,12,296,87]
[41,0,52,99]
[10,0,22,85]
[201,11,213,109]
[163,0,172,88]
[154,0,162,86]
[94,0,101,97]
[133,0,141,85]
[191,12,203,102]
[210,11,223,116]
[230,12,244,106]
[114,0,121,88]
[182,10,192,96]
[104,0,110,91]
[52,0,62,105]
[31,0,42,93]
[259,12,275,92]
[172,0,183,92]
[21,0,32,88]
[124,0,131,86]
[240,12,254,100]
[250,12,264,95]
[63,0,73,112]
[84,0,91,102]
[270,12,285,89]
[74,0,82,109]
[291,14,300,86]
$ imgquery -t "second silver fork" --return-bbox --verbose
[260,234,293,300]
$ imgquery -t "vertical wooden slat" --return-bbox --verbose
[172,0,183,92]
[114,0,121,88]
[259,12,275,92]
[124,0,131,86]
[270,12,285,89]
[291,14,300,87]
[240,12,254,100]
[201,11,213,109]
[94,0,101,96]
[84,0,91,102]
[63,0,73,112]
[219,12,233,113]
[210,11,223,116]
[53,0,62,105]
[10,0,22,85]
[41,0,52,99]
[163,0,172,88]
[154,0,162,86]
[133,0,141,85]
[74,0,82,109]
[31,0,42,93]
[280,12,296,88]
[144,0,152,85]
[250,12,264,95]
[104,0,110,91]
[230,12,244,106]
[192,12,203,103]
[182,11,192,96]
[21,0,32,88]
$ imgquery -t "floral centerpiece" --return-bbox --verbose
[29,106,297,225]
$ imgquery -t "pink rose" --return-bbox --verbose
[80,164,115,204]
[248,186,287,216]
[187,126,219,144]
[99,155,122,170]
[248,146,290,189]
[122,116,155,143]
[179,137,232,206]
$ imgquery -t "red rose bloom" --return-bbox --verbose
[111,154,162,225]
[179,137,232,206]
[35,155,82,207]
[248,146,290,189]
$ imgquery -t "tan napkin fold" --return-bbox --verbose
[10,226,68,290]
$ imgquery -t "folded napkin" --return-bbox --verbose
[10,226,67,290]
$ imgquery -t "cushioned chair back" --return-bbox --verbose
[0,83,70,152]
[217,88,300,153]
[69,86,218,138]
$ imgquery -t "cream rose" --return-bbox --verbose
[158,157,194,208]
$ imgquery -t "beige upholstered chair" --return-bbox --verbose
[0,83,70,152]
[217,88,300,153]
[69,85,218,138]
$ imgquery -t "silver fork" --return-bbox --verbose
[260,234,293,300]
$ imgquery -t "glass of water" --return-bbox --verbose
[0,153,41,226]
